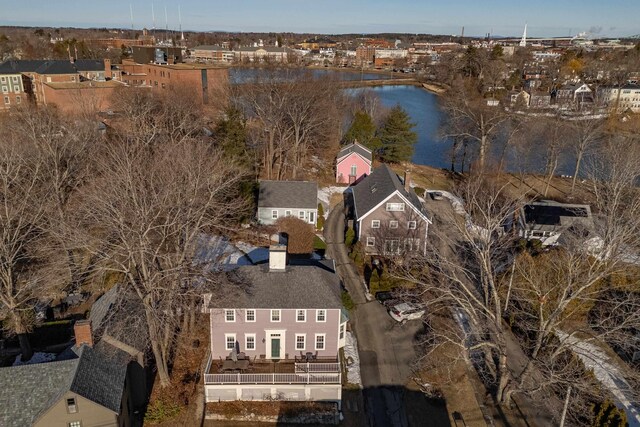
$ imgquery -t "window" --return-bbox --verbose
[408,221,417,229]
[272,210,278,219]
[66,397,77,413]
[70,76,76,82]
[339,324,345,340]
[225,334,236,350]
[296,309,306,322]
[371,220,380,228]
[224,309,235,322]
[386,203,405,211]
[309,211,315,223]
[296,334,306,350]
[14,86,19,93]
[46,77,52,83]
[16,96,21,104]
[1,86,7,94]
[3,96,8,105]
[285,210,292,217]
[350,164,357,176]
[245,309,256,322]
[12,76,18,82]
[389,220,398,229]
[0,77,5,82]
[298,211,305,220]
[68,422,81,427]
[315,334,326,350]
[316,309,326,322]
[366,237,375,247]
[271,309,281,322]
[245,334,256,350]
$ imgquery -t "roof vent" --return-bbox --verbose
[269,245,287,272]
[370,184,377,193]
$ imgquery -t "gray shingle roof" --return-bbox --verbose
[258,180,318,209]
[351,164,428,220]
[337,142,373,163]
[0,59,104,75]
[0,342,128,427]
[211,260,342,309]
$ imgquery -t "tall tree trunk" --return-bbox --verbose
[18,334,33,362]
[571,150,584,194]
[144,304,171,386]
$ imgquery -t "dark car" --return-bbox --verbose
[375,291,400,307]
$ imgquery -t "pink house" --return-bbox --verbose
[336,141,373,184]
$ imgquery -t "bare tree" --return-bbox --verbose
[75,139,249,386]
[442,78,511,172]
[567,116,603,195]
[0,139,56,361]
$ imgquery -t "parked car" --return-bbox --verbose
[388,302,425,323]
[375,291,400,307]
[429,191,444,201]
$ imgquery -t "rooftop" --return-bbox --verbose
[337,142,373,162]
[522,200,592,228]
[258,180,318,210]
[210,260,341,310]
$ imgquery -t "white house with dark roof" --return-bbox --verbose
[202,245,346,406]
[517,200,593,246]
[257,180,318,226]
[347,164,431,255]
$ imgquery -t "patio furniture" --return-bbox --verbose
[221,359,250,372]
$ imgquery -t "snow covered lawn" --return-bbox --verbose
[14,352,56,366]
[343,331,362,387]
[318,186,347,218]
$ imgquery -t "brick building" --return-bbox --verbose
[119,60,228,104]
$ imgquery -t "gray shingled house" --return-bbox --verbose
[347,164,431,255]
[0,286,147,427]
[202,245,346,406]
[257,180,318,226]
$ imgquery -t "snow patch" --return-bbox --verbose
[318,186,347,219]
[13,352,56,366]
[344,331,362,386]
[556,330,640,427]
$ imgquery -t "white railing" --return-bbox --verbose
[204,372,341,385]
[294,362,340,373]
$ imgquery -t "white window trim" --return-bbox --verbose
[245,333,256,351]
[309,211,316,224]
[316,309,327,322]
[271,210,278,219]
[296,309,306,322]
[339,323,345,340]
[224,309,235,322]
[366,237,375,247]
[315,333,326,351]
[298,211,305,220]
[371,220,380,228]
[408,221,417,229]
[245,309,256,322]
[295,333,306,351]
[271,309,281,322]
[225,333,236,351]
[285,210,292,217]
[389,220,398,229]
[386,202,405,212]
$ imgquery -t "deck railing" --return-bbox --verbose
[204,372,341,385]
[294,362,340,373]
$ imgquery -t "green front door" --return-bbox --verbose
[271,338,281,359]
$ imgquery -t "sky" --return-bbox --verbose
[1,0,639,38]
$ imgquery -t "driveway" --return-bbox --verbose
[324,202,446,427]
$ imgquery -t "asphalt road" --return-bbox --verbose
[324,202,426,427]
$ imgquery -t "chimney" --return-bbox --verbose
[74,320,93,348]
[104,58,112,80]
[269,245,287,272]
[403,170,411,192]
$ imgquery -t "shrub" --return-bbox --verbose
[313,236,327,250]
[144,398,182,424]
[591,399,627,427]
[276,217,315,254]
[413,186,426,198]
[317,203,325,230]
[341,290,355,311]
[345,227,356,248]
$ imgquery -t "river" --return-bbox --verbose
[230,68,572,175]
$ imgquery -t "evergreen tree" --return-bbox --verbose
[214,106,248,161]
[344,110,381,152]
[377,105,417,163]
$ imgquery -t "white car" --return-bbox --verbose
[388,302,425,323]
